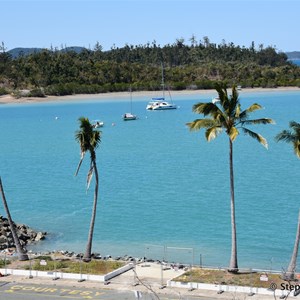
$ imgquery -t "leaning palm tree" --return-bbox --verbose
[75,117,101,262]
[275,121,300,280]
[187,83,274,273]
[0,177,29,261]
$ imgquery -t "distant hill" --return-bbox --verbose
[286,51,300,60]
[8,47,43,58]
[8,46,86,58]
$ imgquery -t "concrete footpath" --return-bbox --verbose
[0,263,288,299]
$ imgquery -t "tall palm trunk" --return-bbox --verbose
[228,139,238,272]
[285,210,300,280]
[83,160,99,262]
[0,177,29,261]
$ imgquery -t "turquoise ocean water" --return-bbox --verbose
[291,59,300,66]
[0,89,300,271]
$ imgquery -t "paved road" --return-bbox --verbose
[0,281,214,300]
[0,281,141,300]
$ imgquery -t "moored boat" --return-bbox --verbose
[123,112,137,121]
[123,86,138,121]
[146,64,177,111]
[92,120,104,128]
[146,98,177,110]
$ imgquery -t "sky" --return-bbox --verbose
[1,0,299,53]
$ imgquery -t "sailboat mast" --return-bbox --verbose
[129,85,133,113]
[161,63,165,99]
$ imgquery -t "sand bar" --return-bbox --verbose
[0,87,299,105]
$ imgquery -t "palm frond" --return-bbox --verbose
[91,130,102,149]
[242,128,268,148]
[86,165,94,191]
[241,118,274,126]
[75,131,84,144]
[205,126,223,142]
[227,86,240,117]
[187,119,218,131]
[75,132,87,153]
[74,152,85,176]
[276,121,300,159]
[290,121,300,127]
[192,102,220,117]
[235,103,241,118]
[239,104,262,121]
[275,121,300,144]
[215,83,228,105]
[79,117,92,130]
[215,112,227,124]
[275,130,295,143]
[245,103,263,113]
[229,126,239,142]
[231,85,238,100]
[293,141,300,158]
[290,121,300,135]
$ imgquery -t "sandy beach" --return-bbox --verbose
[0,87,299,105]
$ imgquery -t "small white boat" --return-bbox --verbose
[123,112,137,121]
[92,120,104,128]
[146,64,177,111]
[123,86,138,121]
[212,96,220,104]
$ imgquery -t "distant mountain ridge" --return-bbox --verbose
[286,51,300,60]
[7,47,300,59]
[8,46,86,58]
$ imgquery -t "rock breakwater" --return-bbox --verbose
[0,215,47,250]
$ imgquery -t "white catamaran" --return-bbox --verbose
[146,65,177,111]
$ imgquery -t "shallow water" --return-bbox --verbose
[0,90,300,271]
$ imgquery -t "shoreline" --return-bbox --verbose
[0,87,299,105]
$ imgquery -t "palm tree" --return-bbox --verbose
[283,211,300,281]
[275,121,300,158]
[0,177,29,261]
[75,117,101,262]
[187,83,274,272]
[275,121,300,280]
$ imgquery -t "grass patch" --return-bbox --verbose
[0,259,11,268]
[174,268,299,288]
[21,258,124,275]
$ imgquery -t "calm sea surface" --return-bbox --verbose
[291,59,300,66]
[0,89,300,271]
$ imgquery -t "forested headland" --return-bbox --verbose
[0,38,300,98]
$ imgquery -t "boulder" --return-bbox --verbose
[34,232,46,241]
[0,235,6,244]
[0,215,47,250]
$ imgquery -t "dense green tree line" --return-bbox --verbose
[0,38,300,97]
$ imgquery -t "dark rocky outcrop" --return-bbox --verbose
[0,215,47,250]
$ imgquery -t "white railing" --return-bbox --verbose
[0,262,134,283]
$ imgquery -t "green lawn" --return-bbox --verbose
[10,256,125,275]
[173,268,299,289]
